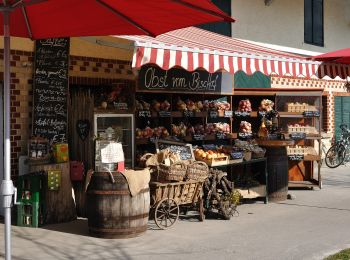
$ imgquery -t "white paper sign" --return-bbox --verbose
[101,142,124,163]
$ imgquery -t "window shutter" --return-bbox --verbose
[304,0,313,44]
[197,0,231,37]
[312,0,324,46]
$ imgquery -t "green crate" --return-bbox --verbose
[16,202,45,228]
[17,173,44,203]
[17,174,43,193]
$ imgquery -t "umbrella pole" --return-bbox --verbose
[0,9,14,260]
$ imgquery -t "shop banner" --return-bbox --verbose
[32,38,70,144]
[138,64,233,94]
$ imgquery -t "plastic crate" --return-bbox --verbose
[17,173,44,203]
[17,202,45,228]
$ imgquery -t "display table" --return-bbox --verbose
[256,139,295,202]
[29,162,77,224]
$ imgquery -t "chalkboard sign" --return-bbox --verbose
[209,111,218,118]
[183,110,195,117]
[216,132,227,140]
[238,132,253,139]
[303,111,320,117]
[289,132,306,140]
[33,38,70,144]
[224,111,233,117]
[138,64,233,94]
[158,111,171,117]
[234,111,251,117]
[288,154,304,161]
[202,144,217,151]
[138,110,151,117]
[76,119,90,141]
[156,140,194,161]
[193,134,205,141]
[231,152,243,159]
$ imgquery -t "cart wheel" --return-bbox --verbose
[198,198,205,222]
[155,198,179,230]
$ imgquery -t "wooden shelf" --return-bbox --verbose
[304,154,321,161]
[279,111,320,118]
[288,180,319,189]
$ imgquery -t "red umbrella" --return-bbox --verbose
[310,47,350,64]
[308,48,350,79]
[0,1,234,259]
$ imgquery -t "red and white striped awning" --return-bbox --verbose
[120,27,350,79]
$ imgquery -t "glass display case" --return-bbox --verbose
[94,113,134,168]
[275,91,322,188]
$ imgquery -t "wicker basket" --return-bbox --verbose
[252,148,266,159]
[138,153,154,168]
[186,161,209,181]
[243,151,252,161]
[157,162,187,182]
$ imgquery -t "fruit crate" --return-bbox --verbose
[17,202,45,228]
[17,173,44,203]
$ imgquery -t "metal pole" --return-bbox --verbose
[0,8,14,260]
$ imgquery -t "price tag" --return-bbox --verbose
[193,134,205,141]
[224,111,233,117]
[113,102,128,110]
[202,144,217,151]
[158,111,171,117]
[234,111,251,117]
[149,136,159,143]
[238,132,253,139]
[216,132,226,140]
[183,110,195,117]
[289,132,306,140]
[209,111,218,118]
[288,154,304,161]
[231,152,243,159]
[303,111,320,117]
[138,110,151,117]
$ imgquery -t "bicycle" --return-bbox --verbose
[325,124,350,168]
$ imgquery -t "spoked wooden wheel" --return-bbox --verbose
[154,198,179,230]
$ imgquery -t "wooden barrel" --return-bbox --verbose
[266,147,289,202]
[87,171,150,239]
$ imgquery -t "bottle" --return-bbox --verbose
[258,117,269,139]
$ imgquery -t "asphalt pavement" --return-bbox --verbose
[1,165,350,260]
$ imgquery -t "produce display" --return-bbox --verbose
[171,122,230,138]
[259,99,274,112]
[287,124,318,134]
[239,121,252,134]
[237,99,252,112]
[152,99,171,112]
[176,98,204,112]
[194,148,228,161]
[171,123,188,138]
[286,102,317,112]
[135,126,170,139]
[135,99,151,111]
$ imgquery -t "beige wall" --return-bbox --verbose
[0,36,133,61]
[231,0,350,53]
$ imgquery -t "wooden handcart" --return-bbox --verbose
[149,180,205,229]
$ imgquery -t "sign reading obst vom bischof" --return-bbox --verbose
[138,64,233,94]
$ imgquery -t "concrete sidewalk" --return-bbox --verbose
[1,165,350,260]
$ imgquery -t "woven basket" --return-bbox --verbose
[157,162,187,182]
[138,153,154,168]
[252,148,266,159]
[186,161,209,181]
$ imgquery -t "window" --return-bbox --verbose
[197,0,232,37]
[304,0,324,46]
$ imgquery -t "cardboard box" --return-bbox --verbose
[53,143,69,163]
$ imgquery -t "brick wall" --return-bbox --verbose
[1,50,134,179]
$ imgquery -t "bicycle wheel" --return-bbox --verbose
[325,144,346,168]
